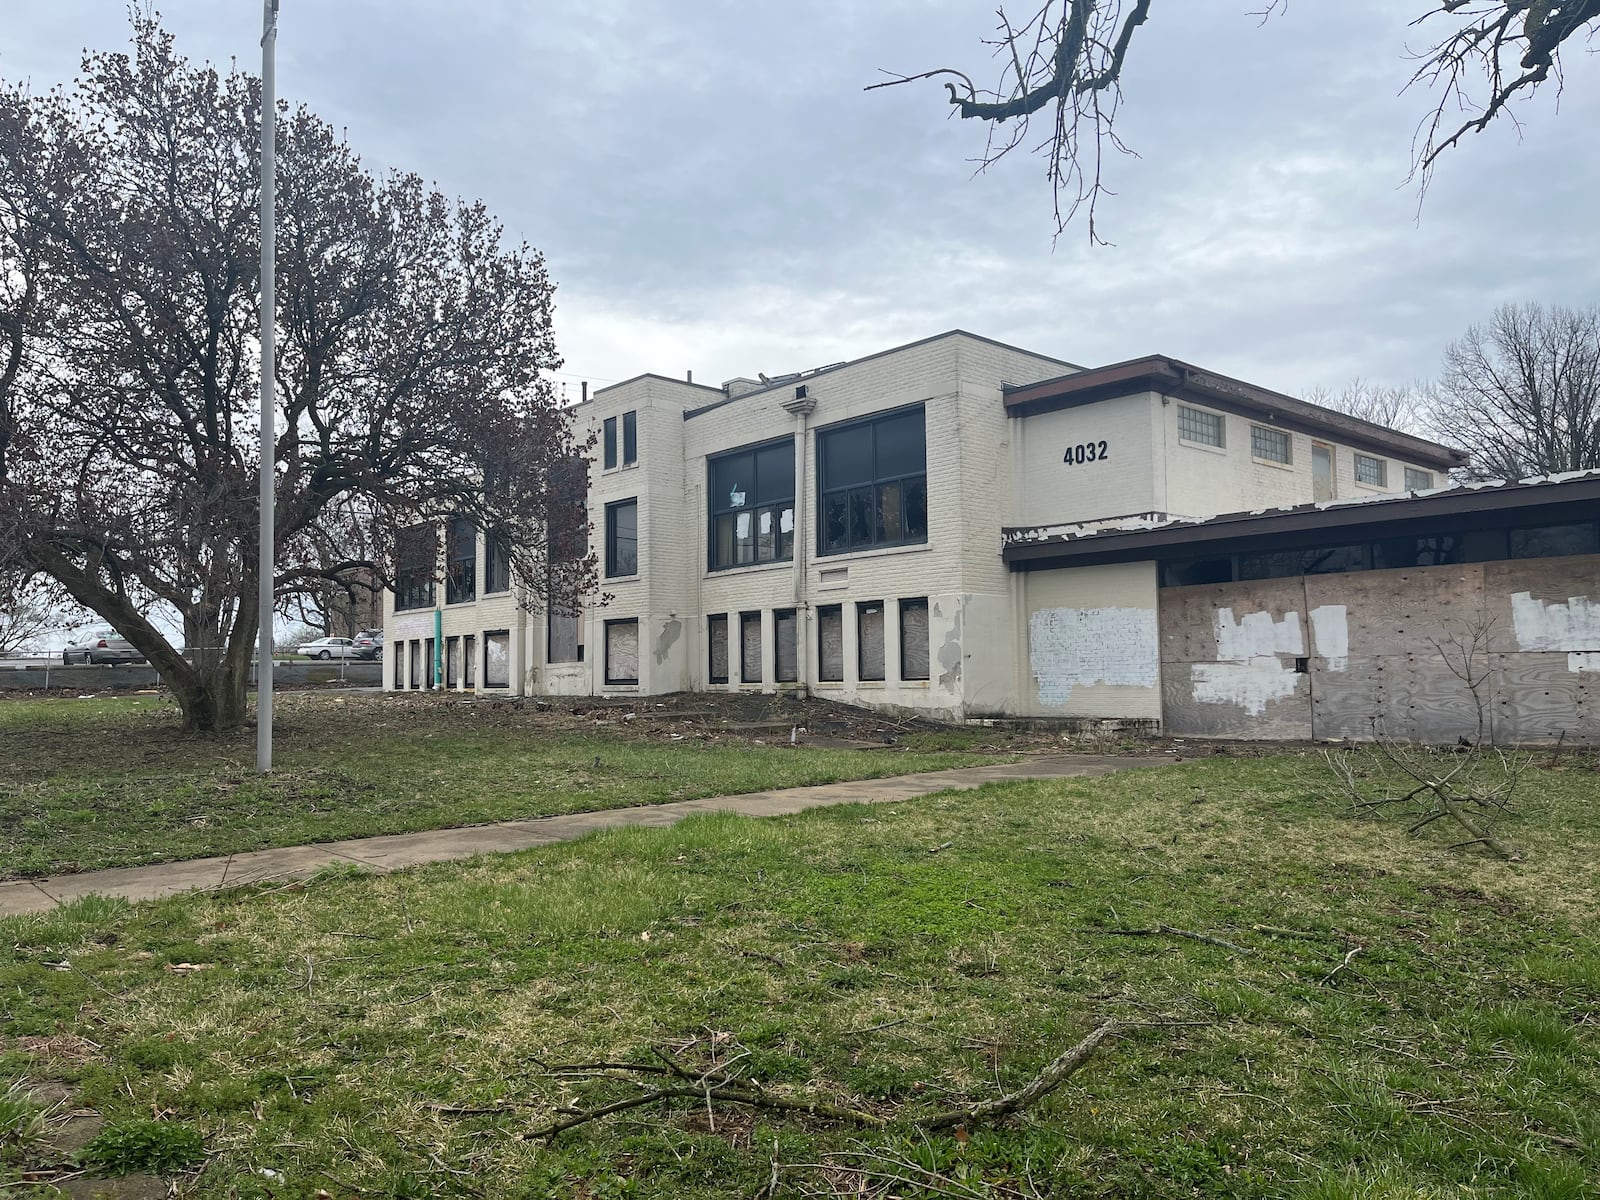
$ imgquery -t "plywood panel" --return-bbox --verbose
[1484,555,1600,655]
[1159,579,1309,664]
[1492,653,1590,744]
[1162,663,1313,739]
[1310,656,1389,740]
[1303,564,1485,649]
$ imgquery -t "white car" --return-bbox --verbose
[296,637,364,660]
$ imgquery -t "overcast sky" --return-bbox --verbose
[5,1,1597,401]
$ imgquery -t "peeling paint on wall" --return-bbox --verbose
[936,602,963,691]
[1215,607,1304,659]
[1511,591,1600,651]
[1029,606,1158,706]
[1191,659,1301,715]
[1571,652,1600,674]
[1309,604,1350,671]
[654,617,682,665]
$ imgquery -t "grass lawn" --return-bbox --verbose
[0,692,1017,879]
[2,753,1596,1197]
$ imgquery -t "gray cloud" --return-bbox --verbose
[5,1,1596,398]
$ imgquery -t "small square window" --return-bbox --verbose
[1404,467,1433,490]
[1250,425,1291,464]
[1177,406,1224,448]
[1354,454,1387,487]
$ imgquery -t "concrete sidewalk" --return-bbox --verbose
[0,754,1166,918]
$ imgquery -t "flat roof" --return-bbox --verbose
[1002,354,1466,471]
[1002,471,1600,570]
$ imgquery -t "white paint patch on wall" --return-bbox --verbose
[1309,604,1350,671]
[1029,606,1158,706]
[1570,652,1600,674]
[1214,607,1304,659]
[1511,591,1600,651]
[1191,659,1302,716]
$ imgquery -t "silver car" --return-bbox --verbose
[297,636,364,660]
[62,628,146,665]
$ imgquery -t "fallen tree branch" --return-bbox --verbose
[1319,946,1364,986]
[1101,924,1253,954]
[921,1020,1118,1131]
[524,1081,887,1141]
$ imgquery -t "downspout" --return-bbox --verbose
[781,388,817,691]
[433,607,442,687]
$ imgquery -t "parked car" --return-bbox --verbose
[351,629,384,660]
[296,636,364,660]
[62,628,146,665]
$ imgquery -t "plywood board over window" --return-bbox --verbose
[708,614,729,683]
[741,611,762,683]
[775,609,798,682]
[900,598,929,680]
[463,635,477,687]
[484,631,510,688]
[445,636,460,688]
[858,602,885,681]
[606,620,639,685]
[818,605,843,681]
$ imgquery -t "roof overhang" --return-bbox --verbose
[1002,355,1466,472]
[1002,473,1600,571]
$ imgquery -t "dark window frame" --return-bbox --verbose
[707,613,729,684]
[484,530,512,594]
[740,610,762,684]
[622,410,637,465]
[708,437,796,571]
[817,404,928,557]
[445,516,477,605]
[605,498,638,578]
[774,608,798,683]
[857,600,886,682]
[603,416,618,470]
[604,618,639,685]
[395,524,437,611]
[817,604,843,682]
[899,597,930,681]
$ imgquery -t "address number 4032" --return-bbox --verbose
[1063,440,1108,465]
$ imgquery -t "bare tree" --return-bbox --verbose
[0,19,591,731]
[1423,302,1600,479]
[874,1,1600,238]
[1303,378,1429,435]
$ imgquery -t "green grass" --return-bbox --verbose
[0,693,1014,878]
[2,754,1596,1197]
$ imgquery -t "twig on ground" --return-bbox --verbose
[921,1021,1118,1132]
[1319,945,1364,986]
[1101,924,1253,954]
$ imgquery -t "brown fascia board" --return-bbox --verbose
[1002,354,1465,472]
[1002,473,1600,569]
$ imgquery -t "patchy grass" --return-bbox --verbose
[2,755,1596,1197]
[0,692,1020,878]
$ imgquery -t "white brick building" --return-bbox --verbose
[384,330,1468,721]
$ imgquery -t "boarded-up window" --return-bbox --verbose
[484,631,510,687]
[463,635,476,687]
[445,636,460,687]
[899,598,929,680]
[708,614,729,684]
[740,612,762,683]
[775,609,798,682]
[606,619,639,684]
[858,602,885,681]
[548,611,580,663]
[393,647,407,690]
[818,605,843,681]
[424,638,436,687]
[409,640,422,689]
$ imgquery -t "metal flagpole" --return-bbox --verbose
[257,0,280,774]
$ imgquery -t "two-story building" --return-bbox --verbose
[390,329,1598,739]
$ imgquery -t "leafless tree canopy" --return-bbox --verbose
[1423,302,1600,479]
[0,18,590,730]
[874,1,1600,238]
[1302,378,1427,435]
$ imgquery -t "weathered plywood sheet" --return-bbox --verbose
[1492,652,1592,744]
[1163,666,1313,739]
[1486,555,1600,654]
[1309,656,1388,740]
[1303,565,1485,650]
[1159,580,1308,664]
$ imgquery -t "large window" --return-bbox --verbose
[395,524,436,611]
[546,456,588,664]
[605,499,638,577]
[818,406,927,556]
[485,531,512,594]
[445,517,476,605]
[709,440,795,570]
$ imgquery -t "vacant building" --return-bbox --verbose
[382,329,1600,745]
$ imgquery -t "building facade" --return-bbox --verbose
[380,330,1600,743]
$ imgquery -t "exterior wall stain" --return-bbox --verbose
[1029,605,1159,707]
[654,616,683,666]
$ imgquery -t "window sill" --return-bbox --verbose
[815,540,933,567]
[1353,481,1391,494]
[604,573,641,583]
[482,588,512,598]
[705,558,793,580]
[1178,438,1228,456]
[1251,457,1294,472]
[604,682,639,690]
